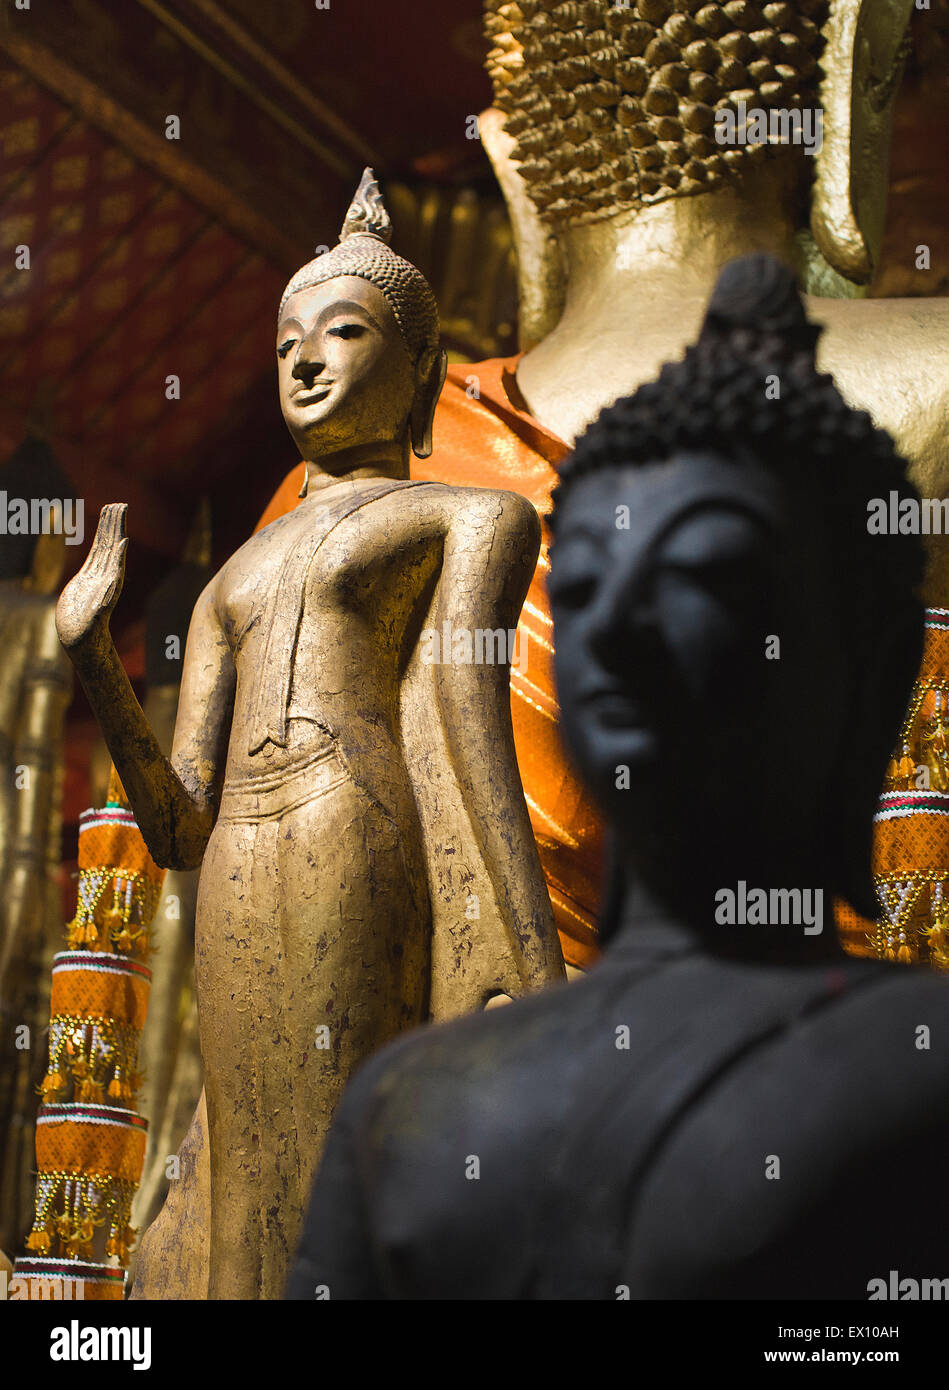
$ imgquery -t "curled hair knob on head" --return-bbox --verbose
[699,253,821,357]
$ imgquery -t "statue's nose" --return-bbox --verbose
[292,348,325,383]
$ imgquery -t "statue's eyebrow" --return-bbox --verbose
[315,299,383,332]
[277,300,385,340]
[554,524,603,544]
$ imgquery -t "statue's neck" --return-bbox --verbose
[516,163,807,445]
[300,440,408,497]
[610,862,848,967]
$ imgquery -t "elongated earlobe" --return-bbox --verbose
[410,349,448,460]
[810,0,914,284]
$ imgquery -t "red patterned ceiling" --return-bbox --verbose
[0,54,286,557]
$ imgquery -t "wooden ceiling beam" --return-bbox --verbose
[137,0,378,173]
[0,23,302,272]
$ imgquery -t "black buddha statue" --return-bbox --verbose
[286,255,949,1300]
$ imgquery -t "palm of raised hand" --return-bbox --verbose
[56,503,128,650]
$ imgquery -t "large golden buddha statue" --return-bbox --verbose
[263,0,949,971]
[56,170,562,1300]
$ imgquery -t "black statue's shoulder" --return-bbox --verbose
[624,963,949,1299]
[334,953,949,1298]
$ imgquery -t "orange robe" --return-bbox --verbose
[256,357,603,969]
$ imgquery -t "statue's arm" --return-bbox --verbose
[434,490,564,988]
[56,504,233,871]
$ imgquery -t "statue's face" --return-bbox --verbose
[277,276,415,462]
[550,454,848,884]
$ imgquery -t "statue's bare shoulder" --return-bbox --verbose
[418,480,541,551]
[811,297,949,492]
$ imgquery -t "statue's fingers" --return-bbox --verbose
[101,523,129,604]
[86,504,126,577]
[102,503,127,554]
[76,524,109,581]
[82,506,115,570]
[104,506,128,567]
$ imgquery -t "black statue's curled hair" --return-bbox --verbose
[551,253,925,674]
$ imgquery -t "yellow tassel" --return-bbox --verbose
[25,1228,50,1254]
[107,1076,124,1099]
[40,1070,66,1099]
[929,925,948,953]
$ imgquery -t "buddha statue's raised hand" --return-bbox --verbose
[56,503,128,653]
[54,500,215,873]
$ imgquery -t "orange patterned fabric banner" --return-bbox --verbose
[14,775,161,1300]
[837,608,949,968]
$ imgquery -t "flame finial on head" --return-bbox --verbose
[339,167,392,244]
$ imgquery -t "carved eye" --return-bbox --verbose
[549,536,602,611]
[328,323,365,339]
[549,574,598,611]
[277,339,297,359]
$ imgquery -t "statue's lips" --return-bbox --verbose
[292,384,334,407]
[584,690,644,729]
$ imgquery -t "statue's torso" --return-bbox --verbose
[211,479,476,788]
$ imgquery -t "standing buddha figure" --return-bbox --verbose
[57,170,562,1299]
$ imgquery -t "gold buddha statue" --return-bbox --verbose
[56,170,562,1300]
[257,0,949,972]
[0,437,72,1258]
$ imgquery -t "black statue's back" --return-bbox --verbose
[287,923,949,1300]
